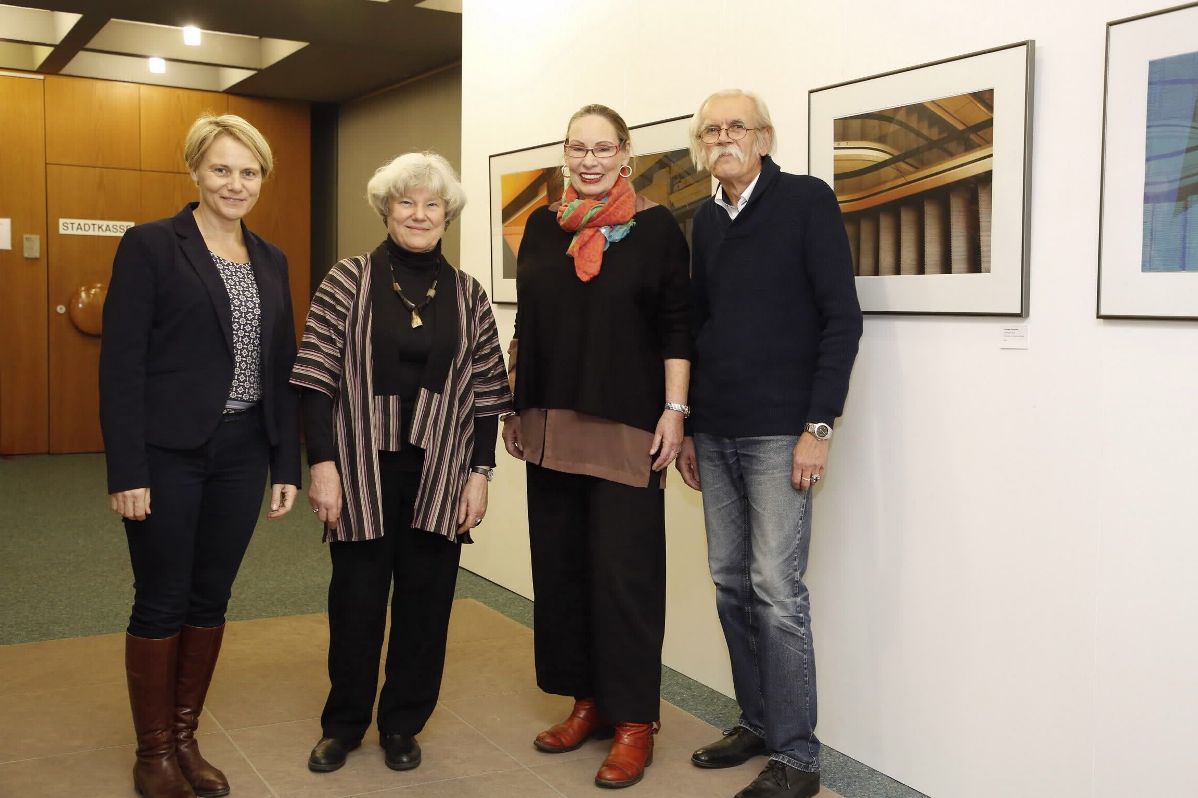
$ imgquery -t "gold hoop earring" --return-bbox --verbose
[618,164,632,178]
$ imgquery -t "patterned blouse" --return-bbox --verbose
[210,251,262,406]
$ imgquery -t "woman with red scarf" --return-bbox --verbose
[502,104,691,789]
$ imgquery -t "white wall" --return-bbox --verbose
[456,2,1198,796]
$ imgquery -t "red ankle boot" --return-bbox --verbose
[534,698,613,753]
[594,721,658,788]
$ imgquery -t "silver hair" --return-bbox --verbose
[689,89,776,170]
[366,151,467,223]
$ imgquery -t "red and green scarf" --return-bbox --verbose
[556,174,636,282]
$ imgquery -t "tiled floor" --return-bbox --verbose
[0,599,841,797]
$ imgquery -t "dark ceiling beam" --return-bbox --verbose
[37,14,108,74]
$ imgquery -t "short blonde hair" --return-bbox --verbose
[366,151,467,223]
[689,89,776,170]
[184,113,274,178]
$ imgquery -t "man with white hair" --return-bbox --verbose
[676,89,863,798]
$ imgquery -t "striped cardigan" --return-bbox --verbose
[290,242,513,542]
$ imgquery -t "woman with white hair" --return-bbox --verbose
[291,151,512,774]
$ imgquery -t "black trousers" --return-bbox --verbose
[526,462,666,723]
[321,457,462,741]
[124,408,270,638]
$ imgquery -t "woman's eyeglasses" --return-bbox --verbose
[563,143,622,159]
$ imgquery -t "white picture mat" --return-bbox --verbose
[1098,3,1198,319]
[488,115,696,304]
[809,43,1031,315]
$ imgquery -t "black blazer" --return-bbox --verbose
[100,203,301,493]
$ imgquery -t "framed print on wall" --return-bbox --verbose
[809,41,1034,315]
[1098,1,1198,320]
[488,114,709,304]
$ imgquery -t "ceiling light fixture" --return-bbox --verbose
[148,56,165,73]
[182,25,201,46]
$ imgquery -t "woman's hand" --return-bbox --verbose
[109,488,151,521]
[502,415,524,460]
[456,472,489,534]
[308,461,342,528]
[650,408,685,472]
[268,483,298,519]
[675,436,701,491]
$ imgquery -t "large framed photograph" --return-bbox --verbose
[809,41,1034,315]
[1098,2,1198,320]
[488,114,709,304]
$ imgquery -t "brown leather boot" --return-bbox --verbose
[594,721,658,788]
[174,624,229,797]
[126,633,196,798]
[534,698,613,753]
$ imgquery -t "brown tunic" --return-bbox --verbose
[519,408,663,490]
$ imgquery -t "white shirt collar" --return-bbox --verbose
[712,169,762,219]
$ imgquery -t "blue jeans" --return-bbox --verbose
[694,434,819,772]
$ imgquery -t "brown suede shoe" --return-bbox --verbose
[594,721,658,789]
[174,625,229,797]
[534,698,613,753]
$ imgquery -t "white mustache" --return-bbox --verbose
[708,144,746,168]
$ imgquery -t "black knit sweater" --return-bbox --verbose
[689,156,863,437]
[513,203,691,432]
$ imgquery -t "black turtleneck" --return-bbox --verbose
[302,238,498,472]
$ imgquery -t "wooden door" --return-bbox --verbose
[46,166,140,453]
[0,74,48,454]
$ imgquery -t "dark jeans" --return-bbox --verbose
[124,408,270,638]
[526,462,665,723]
[694,433,820,772]
[321,458,462,742]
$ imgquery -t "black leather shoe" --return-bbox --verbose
[691,727,767,768]
[381,733,422,771]
[307,736,360,772]
[734,760,820,798]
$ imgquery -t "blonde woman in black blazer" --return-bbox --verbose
[100,113,300,798]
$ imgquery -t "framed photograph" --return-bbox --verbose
[488,114,709,303]
[1098,2,1198,320]
[809,41,1034,315]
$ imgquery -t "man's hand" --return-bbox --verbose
[676,436,701,491]
[791,433,828,491]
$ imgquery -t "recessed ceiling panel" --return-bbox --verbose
[61,50,254,92]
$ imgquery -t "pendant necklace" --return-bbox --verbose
[387,257,438,329]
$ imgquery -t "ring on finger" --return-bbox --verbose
[811,474,822,483]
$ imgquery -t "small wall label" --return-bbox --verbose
[58,218,134,237]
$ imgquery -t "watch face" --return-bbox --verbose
[810,423,831,439]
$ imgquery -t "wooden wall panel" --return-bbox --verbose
[46,165,141,453]
[229,95,311,341]
[44,75,139,169]
[0,75,48,454]
[141,171,197,222]
[139,86,228,173]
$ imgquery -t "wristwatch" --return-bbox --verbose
[804,422,832,441]
[470,466,494,481]
[664,401,691,418]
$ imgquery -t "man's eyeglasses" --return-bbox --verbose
[699,123,756,144]
[563,142,622,159]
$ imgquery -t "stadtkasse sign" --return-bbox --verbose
[58,218,134,237]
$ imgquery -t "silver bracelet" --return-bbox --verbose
[664,401,691,418]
